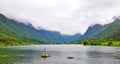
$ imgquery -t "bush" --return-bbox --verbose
[0,54,3,59]
[108,41,112,46]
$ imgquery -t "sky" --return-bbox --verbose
[0,0,120,35]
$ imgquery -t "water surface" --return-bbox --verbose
[0,45,120,64]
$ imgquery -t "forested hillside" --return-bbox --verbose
[74,17,120,46]
[0,14,81,46]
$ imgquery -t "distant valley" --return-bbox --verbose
[0,13,120,46]
[0,14,81,46]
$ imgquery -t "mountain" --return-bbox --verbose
[0,13,82,45]
[80,16,120,41]
[63,33,82,42]
[80,24,102,40]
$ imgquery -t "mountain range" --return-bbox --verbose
[80,16,120,41]
[0,13,120,46]
[0,13,82,45]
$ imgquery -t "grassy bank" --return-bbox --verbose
[73,41,120,46]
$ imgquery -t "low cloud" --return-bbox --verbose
[0,0,120,35]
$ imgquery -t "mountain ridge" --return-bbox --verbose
[80,16,120,41]
[0,13,82,45]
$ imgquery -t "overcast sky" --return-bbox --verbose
[0,0,120,35]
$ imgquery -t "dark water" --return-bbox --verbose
[1,45,120,64]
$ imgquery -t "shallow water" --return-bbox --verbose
[1,45,120,64]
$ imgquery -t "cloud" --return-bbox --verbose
[0,0,120,35]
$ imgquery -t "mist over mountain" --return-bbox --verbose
[1,0,120,35]
[0,13,82,44]
[0,12,120,46]
[80,16,120,41]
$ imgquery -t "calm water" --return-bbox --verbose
[1,45,120,64]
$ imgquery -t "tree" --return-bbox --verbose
[83,41,89,45]
[108,41,112,46]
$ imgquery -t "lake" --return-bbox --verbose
[0,45,120,64]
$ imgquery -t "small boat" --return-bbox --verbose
[67,56,74,59]
[41,47,51,58]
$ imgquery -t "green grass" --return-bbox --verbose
[0,54,4,59]
[72,40,120,46]
[0,32,41,46]
[101,41,120,46]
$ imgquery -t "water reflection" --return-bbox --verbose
[0,45,120,64]
[83,46,120,64]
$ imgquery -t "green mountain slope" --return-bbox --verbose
[0,33,27,46]
[74,17,120,46]
[0,14,43,43]
[0,14,82,45]
[82,18,120,41]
